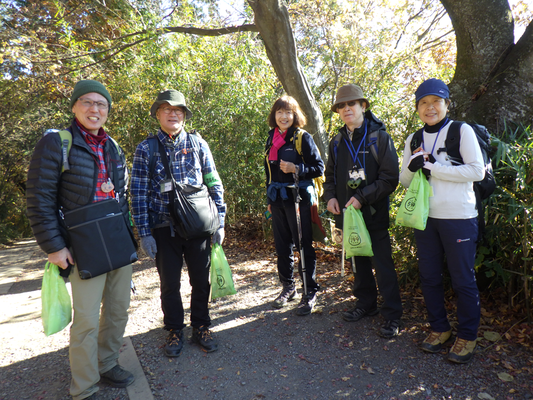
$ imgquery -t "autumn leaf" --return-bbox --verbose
[484,331,501,342]
[497,372,514,382]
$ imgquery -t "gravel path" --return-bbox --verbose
[0,225,531,400]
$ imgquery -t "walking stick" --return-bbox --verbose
[292,166,308,296]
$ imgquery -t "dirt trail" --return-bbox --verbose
[0,232,531,400]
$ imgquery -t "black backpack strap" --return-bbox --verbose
[442,121,464,165]
[410,128,424,153]
[367,131,379,162]
[147,135,159,181]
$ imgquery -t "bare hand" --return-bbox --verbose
[345,196,362,209]
[327,198,341,215]
[267,204,272,213]
[48,248,74,270]
[279,160,296,174]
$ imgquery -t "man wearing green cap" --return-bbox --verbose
[26,80,135,399]
[131,89,226,357]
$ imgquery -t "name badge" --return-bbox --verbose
[349,168,366,181]
[160,179,173,193]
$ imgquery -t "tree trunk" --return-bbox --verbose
[441,0,533,133]
[247,0,328,157]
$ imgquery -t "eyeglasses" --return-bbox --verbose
[78,98,109,110]
[160,107,185,116]
[337,101,357,110]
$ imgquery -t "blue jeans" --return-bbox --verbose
[415,217,480,340]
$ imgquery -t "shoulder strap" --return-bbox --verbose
[294,128,304,157]
[368,131,379,162]
[410,128,424,153]
[444,121,464,165]
[188,130,201,153]
[57,130,72,173]
[147,135,159,180]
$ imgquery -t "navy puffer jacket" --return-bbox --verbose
[26,121,129,254]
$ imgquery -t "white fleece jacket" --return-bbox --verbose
[399,120,484,220]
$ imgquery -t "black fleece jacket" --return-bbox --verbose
[323,110,399,230]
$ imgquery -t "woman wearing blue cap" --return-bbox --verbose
[399,78,484,363]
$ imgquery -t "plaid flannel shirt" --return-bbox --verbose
[131,129,226,237]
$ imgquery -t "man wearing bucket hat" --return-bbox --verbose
[131,89,226,357]
[323,84,403,338]
[27,80,135,399]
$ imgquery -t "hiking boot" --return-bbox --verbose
[192,326,218,353]
[341,306,379,322]
[100,365,134,388]
[271,286,296,309]
[419,330,452,353]
[448,337,477,364]
[164,329,184,357]
[296,292,317,316]
[379,319,402,338]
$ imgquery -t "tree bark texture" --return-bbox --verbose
[441,0,533,132]
[247,0,328,157]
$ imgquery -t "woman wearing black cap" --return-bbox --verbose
[399,78,485,363]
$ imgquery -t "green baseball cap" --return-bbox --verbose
[150,89,193,119]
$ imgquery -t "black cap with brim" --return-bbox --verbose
[150,89,193,119]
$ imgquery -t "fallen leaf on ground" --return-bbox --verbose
[497,372,514,382]
[484,331,501,342]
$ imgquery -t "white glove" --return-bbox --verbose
[213,228,225,246]
[140,235,157,260]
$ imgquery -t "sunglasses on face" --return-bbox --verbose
[337,100,357,110]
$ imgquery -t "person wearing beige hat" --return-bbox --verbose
[323,84,403,338]
[131,89,226,357]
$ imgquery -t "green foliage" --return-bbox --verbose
[476,123,533,297]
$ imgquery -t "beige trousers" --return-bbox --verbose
[69,264,132,400]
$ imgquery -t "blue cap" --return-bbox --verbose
[415,78,450,102]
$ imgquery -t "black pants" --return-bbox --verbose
[271,200,319,293]
[153,227,211,331]
[352,229,402,320]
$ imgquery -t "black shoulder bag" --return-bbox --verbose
[157,135,220,240]
[62,146,138,279]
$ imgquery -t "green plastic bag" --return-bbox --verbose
[41,262,72,336]
[343,206,374,258]
[396,170,430,230]
[210,244,237,299]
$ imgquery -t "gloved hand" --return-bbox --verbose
[422,154,436,178]
[408,153,425,172]
[213,228,225,246]
[140,235,157,260]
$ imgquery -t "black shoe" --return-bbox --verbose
[341,306,379,322]
[100,365,134,388]
[164,329,184,357]
[379,319,402,338]
[272,286,296,309]
[192,326,218,353]
[296,292,317,316]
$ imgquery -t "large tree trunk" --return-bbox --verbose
[247,0,328,157]
[441,0,533,133]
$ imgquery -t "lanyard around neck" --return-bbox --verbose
[423,118,449,156]
[343,120,368,169]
